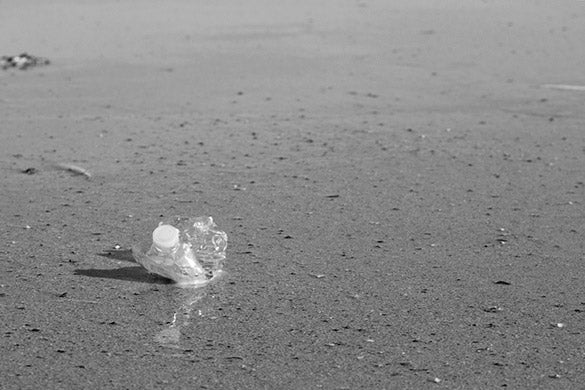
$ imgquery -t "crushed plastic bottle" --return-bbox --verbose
[132,216,228,286]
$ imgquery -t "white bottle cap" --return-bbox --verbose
[152,224,180,250]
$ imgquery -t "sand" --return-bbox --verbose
[2,0,585,388]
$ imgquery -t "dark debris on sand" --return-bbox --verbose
[1,53,50,70]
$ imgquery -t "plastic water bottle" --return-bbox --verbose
[133,216,228,286]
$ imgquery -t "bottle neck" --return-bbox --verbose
[153,242,180,255]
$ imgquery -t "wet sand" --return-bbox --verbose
[2,0,585,388]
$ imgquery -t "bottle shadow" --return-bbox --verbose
[73,249,172,285]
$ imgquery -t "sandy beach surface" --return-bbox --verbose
[2,0,585,388]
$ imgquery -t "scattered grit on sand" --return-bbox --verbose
[1,1,585,388]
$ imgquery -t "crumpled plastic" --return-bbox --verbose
[132,216,228,286]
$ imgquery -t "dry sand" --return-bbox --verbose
[2,0,585,388]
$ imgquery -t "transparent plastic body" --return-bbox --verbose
[133,216,228,286]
